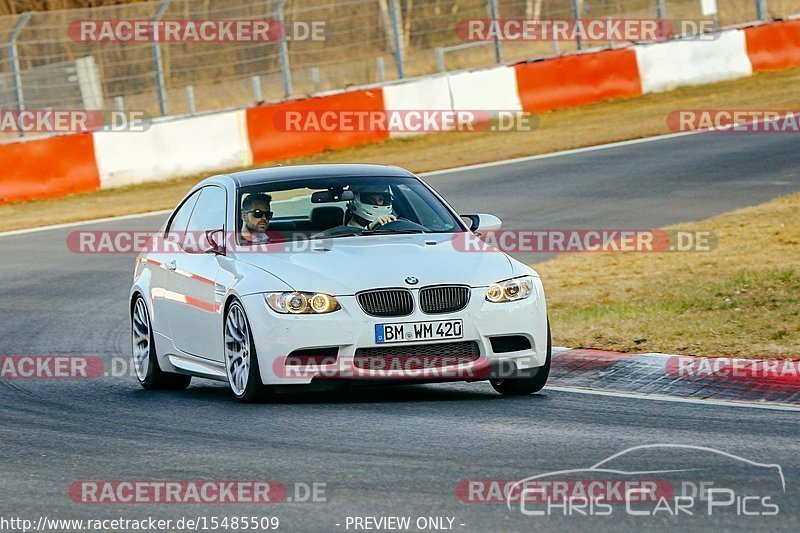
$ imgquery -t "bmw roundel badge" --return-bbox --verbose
[404,276,419,285]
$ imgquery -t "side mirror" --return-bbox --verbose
[461,213,502,233]
[180,229,225,255]
[204,229,226,255]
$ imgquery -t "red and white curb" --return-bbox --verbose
[550,347,800,407]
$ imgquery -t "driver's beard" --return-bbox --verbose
[245,221,266,234]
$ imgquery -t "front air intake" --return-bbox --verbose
[419,285,470,314]
[356,289,414,317]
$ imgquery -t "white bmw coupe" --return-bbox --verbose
[130,164,550,401]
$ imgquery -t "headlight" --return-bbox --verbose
[485,276,534,303]
[265,292,341,314]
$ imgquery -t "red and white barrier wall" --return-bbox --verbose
[381,66,522,138]
[0,133,100,203]
[514,48,642,112]
[448,66,522,113]
[2,20,800,204]
[744,19,800,71]
[93,110,252,189]
[246,88,387,163]
[634,29,753,93]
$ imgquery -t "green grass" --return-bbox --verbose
[539,195,800,358]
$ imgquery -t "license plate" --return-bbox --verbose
[375,319,463,344]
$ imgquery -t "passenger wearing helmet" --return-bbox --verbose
[346,185,397,230]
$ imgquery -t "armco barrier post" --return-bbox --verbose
[756,0,767,21]
[7,11,32,137]
[487,0,503,64]
[376,57,386,83]
[655,0,667,43]
[251,76,262,102]
[656,0,666,19]
[606,16,615,49]
[152,0,170,116]
[310,67,321,93]
[571,0,582,50]
[388,0,405,79]
[186,85,196,114]
[275,0,293,97]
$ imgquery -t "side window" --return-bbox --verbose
[166,190,201,237]
[186,186,226,233]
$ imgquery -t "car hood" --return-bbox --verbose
[234,233,515,295]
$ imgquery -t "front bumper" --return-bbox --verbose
[242,279,548,386]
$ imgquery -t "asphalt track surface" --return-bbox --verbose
[1,131,799,532]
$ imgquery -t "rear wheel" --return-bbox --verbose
[224,300,273,403]
[490,320,551,396]
[131,295,191,390]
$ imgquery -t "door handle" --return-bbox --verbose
[165,260,177,271]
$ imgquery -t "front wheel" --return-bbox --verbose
[224,300,273,403]
[490,320,551,396]
[131,295,191,390]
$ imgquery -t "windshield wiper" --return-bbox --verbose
[310,232,361,240]
[361,228,428,235]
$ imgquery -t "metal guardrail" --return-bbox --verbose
[438,42,494,72]
[7,11,31,117]
[0,0,793,121]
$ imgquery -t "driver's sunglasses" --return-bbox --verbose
[245,209,273,219]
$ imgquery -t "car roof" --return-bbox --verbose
[223,164,417,188]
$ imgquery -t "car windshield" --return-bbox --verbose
[236,175,464,244]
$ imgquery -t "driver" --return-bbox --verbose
[240,193,273,244]
[345,184,397,230]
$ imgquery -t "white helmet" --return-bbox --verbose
[348,184,393,224]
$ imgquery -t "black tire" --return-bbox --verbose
[224,300,274,403]
[490,319,551,396]
[131,295,191,391]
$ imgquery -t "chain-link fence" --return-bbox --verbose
[0,0,797,122]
